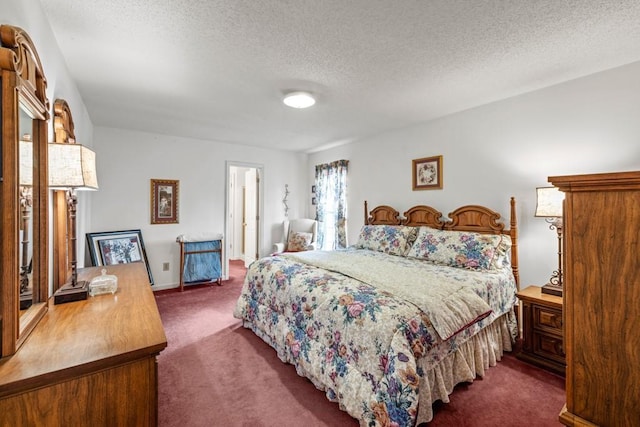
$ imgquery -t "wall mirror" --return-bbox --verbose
[18,105,34,310]
[1,24,50,357]
[52,99,76,290]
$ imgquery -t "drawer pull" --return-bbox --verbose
[537,310,562,329]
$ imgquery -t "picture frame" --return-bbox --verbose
[412,155,443,190]
[311,185,316,193]
[86,229,154,285]
[150,179,179,224]
[312,197,317,205]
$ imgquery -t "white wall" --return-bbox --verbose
[91,126,308,289]
[3,0,94,286]
[309,61,640,288]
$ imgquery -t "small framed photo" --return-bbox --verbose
[312,197,317,205]
[151,179,179,224]
[412,155,443,190]
[86,229,154,285]
[311,185,316,193]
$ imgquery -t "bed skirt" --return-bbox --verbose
[242,310,515,426]
[415,311,514,424]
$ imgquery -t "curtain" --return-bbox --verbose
[315,159,348,250]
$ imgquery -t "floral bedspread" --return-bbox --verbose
[281,250,495,341]
[233,249,517,426]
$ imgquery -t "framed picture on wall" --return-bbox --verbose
[150,178,179,224]
[86,229,154,285]
[412,155,443,190]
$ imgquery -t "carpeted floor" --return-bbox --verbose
[154,260,566,426]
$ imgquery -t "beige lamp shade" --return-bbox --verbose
[19,139,33,186]
[48,143,99,190]
[535,187,564,217]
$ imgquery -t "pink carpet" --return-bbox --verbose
[155,260,565,426]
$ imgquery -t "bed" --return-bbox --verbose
[234,199,520,426]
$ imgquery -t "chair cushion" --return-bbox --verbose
[287,231,313,252]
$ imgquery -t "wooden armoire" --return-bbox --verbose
[550,171,640,426]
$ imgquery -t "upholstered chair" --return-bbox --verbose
[272,218,318,254]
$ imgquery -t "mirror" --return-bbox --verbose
[18,106,34,310]
[1,24,50,357]
[14,93,48,346]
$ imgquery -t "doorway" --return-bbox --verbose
[225,162,263,272]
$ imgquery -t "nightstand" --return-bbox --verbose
[516,285,565,376]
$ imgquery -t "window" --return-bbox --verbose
[314,160,348,250]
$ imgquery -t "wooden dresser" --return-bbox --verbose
[550,171,640,426]
[517,285,565,376]
[0,263,167,426]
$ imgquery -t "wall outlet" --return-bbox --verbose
[162,262,170,271]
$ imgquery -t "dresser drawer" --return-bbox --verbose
[533,305,562,334]
[532,330,565,363]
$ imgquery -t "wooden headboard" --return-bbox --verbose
[364,198,519,289]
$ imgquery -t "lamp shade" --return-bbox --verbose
[19,139,33,186]
[535,187,564,217]
[48,143,99,190]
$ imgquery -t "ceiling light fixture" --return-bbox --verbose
[283,91,316,109]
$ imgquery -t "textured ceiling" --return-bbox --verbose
[40,0,640,152]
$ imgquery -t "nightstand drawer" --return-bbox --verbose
[533,305,562,334]
[516,285,565,376]
[532,330,565,363]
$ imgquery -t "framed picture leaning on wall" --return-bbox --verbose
[86,229,154,285]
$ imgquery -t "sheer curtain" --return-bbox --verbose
[315,160,348,250]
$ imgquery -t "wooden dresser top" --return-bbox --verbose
[0,263,167,398]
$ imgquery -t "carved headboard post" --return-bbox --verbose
[364,200,369,225]
[509,197,520,290]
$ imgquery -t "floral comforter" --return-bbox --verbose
[233,248,517,426]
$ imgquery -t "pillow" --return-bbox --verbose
[287,231,313,252]
[355,225,418,256]
[407,227,510,271]
[490,235,512,270]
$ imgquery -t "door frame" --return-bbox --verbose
[225,161,264,275]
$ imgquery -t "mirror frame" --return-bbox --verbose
[0,24,49,357]
[52,99,75,290]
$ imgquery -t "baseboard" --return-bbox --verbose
[152,275,231,292]
[152,283,179,292]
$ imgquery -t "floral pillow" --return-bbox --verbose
[407,227,511,270]
[355,225,418,256]
[287,231,313,252]
[490,235,512,269]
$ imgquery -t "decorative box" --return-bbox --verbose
[89,269,118,296]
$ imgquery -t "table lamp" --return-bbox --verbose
[535,186,564,296]
[49,143,98,304]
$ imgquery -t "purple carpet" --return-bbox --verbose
[155,260,565,426]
